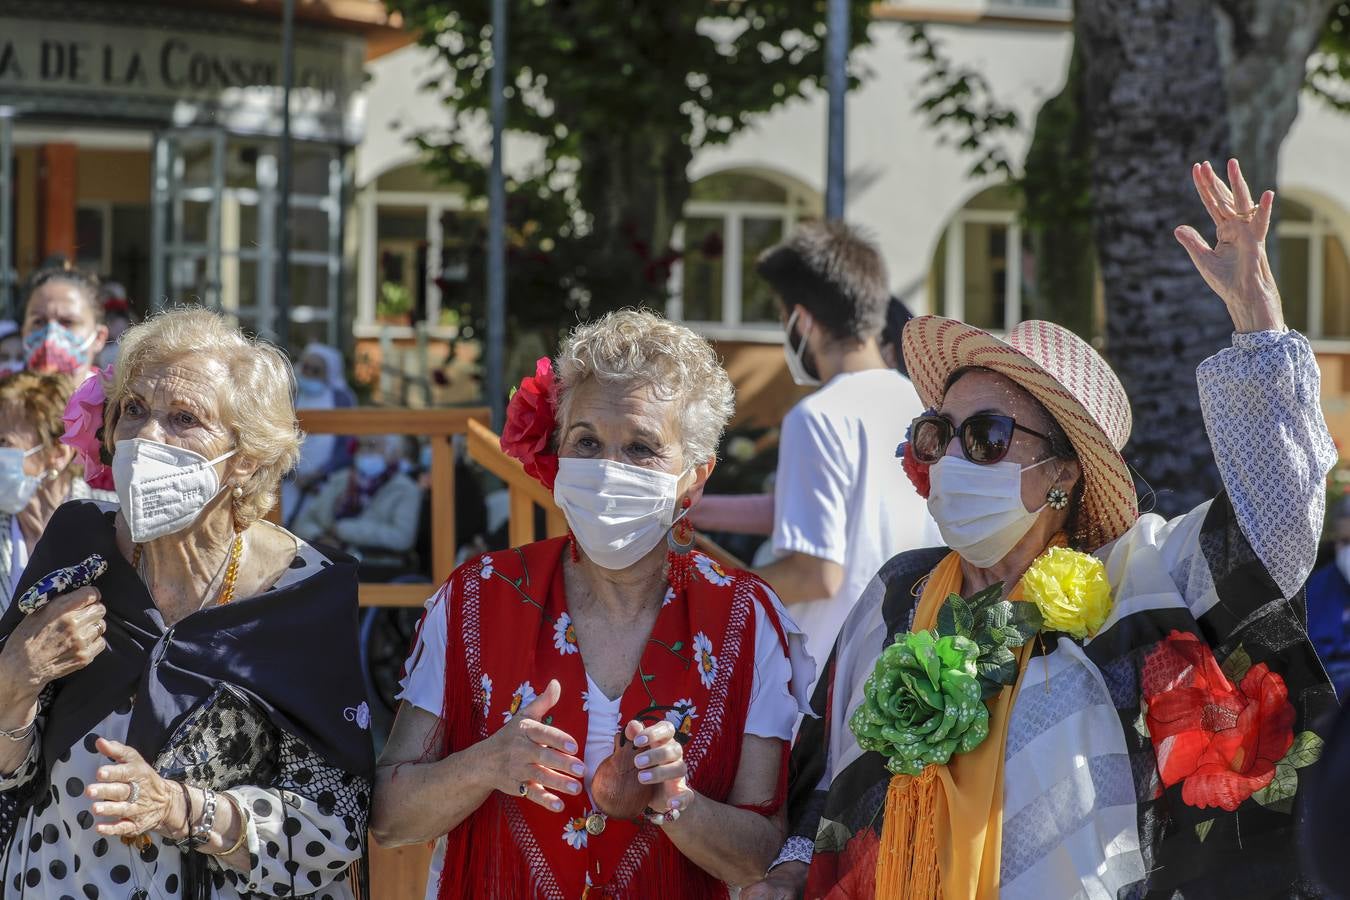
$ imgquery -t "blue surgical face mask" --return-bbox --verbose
[353,453,388,480]
[297,376,327,397]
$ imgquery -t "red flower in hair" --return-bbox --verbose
[1142,630,1295,812]
[501,357,559,490]
[899,442,930,500]
[61,366,115,491]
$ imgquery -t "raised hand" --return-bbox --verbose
[486,679,584,812]
[1174,159,1285,334]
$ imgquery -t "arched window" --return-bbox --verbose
[1277,195,1350,340]
[926,185,1038,333]
[671,170,821,333]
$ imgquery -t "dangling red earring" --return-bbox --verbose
[568,529,580,563]
[667,497,695,593]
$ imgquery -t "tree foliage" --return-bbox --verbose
[385,0,872,355]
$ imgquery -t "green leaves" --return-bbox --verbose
[1252,762,1299,812]
[1220,646,1252,684]
[1284,730,1325,769]
[933,582,1043,699]
[1250,731,1324,814]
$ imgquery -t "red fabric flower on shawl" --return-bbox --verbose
[1143,630,1295,812]
[500,357,559,490]
[61,366,115,490]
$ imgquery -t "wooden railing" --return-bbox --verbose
[288,406,491,606]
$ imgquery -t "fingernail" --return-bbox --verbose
[565,742,578,754]
[639,771,653,783]
[571,763,585,776]
[671,797,682,809]
[568,782,581,794]
[550,800,564,812]
[635,735,649,747]
[634,754,649,767]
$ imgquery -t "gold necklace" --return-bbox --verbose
[132,532,245,607]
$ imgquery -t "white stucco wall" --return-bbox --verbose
[356,16,1350,317]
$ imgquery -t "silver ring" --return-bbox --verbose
[127,782,140,805]
[516,782,528,797]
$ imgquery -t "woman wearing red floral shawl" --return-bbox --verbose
[371,310,813,898]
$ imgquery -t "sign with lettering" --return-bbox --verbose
[0,11,365,143]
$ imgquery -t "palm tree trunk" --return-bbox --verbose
[1077,0,1332,517]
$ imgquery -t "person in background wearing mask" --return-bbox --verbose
[291,434,422,570]
[20,265,107,381]
[0,372,115,611]
[0,307,372,898]
[282,343,357,523]
[0,321,23,377]
[1305,496,1350,697]
[95,281,136,370]
[371,310,812,898]
[691,222,936,683]
[748,160,1335,899]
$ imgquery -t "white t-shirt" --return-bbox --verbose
[397,584,814,900]
[772,368,940,677]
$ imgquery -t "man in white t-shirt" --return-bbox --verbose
[692,222,937,677]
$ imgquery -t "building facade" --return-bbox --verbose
[0,0,389,348]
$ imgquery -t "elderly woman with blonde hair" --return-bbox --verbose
[371,309,813,898]
[0,307,373,899]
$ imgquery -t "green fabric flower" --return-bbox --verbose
[849,630,990,776]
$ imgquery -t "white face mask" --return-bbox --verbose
[0,446,44,515]
[926,455,1055,568]
[113,438,236,543]
[553,457,689,570]
[783,308,821,387]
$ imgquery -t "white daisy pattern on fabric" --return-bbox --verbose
[695,555,733,587]
[479,673,494,719]
[504,681,536,723]
[480,555,495,579]
[665,698,698,739]
[553,612,580,655]
[581,690,590,712]
[563,811,592,849]
[693,632,718,689]
[662,586,676,607]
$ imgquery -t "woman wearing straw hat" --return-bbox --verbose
[749,159,1338,900]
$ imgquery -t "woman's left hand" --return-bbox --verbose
[625,719,693,814]
[86,738,186,839]
[1175,158,1285,334]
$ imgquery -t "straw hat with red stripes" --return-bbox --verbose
[902,316,1138,549]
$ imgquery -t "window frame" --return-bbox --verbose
[936,206,1024,335]
[670,172,821,343]
[356,188,473,340]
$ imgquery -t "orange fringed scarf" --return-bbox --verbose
[873,549,1046,900]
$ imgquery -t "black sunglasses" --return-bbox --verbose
[906,413,1054,466]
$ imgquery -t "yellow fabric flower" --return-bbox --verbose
[1022,547,1113,639]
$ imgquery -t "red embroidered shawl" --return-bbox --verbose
[434,537,789,899]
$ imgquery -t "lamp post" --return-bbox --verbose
[825,0,848,221]
[486,0,508,430]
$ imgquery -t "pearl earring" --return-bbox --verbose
[231,485,244,499]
